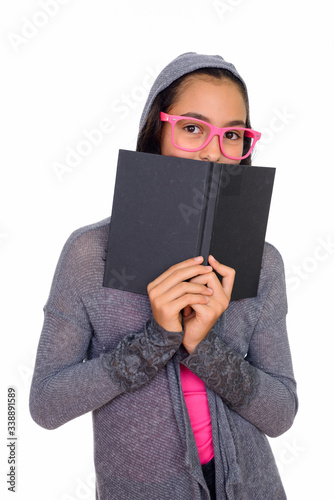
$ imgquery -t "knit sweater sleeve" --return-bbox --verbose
[29,224,183,430]
[181,244,298,438]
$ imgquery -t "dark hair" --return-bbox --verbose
[136,67,252,165]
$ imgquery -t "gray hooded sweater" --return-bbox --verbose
[30,53,298,499]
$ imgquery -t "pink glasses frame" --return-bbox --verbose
[160,111,261,160]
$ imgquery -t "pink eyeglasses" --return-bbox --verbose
[160,111,261,160]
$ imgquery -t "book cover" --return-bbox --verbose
[103,149,275,301]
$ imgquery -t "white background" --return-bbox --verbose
[1,1,333,498]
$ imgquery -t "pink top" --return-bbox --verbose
[180,363,214,465]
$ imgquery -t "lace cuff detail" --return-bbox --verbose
[101,318,183,393]
[182,329,259,409]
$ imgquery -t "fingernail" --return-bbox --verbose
[194,256,203,261]
[210,255,216,261]
[205,266,212,270]
[207,287,214,293]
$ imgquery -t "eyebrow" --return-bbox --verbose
[181,112,246,127]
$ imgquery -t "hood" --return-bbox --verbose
[138,52,248,132]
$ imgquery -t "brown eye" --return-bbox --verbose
[184,124,201,134]
[224,130,241,140]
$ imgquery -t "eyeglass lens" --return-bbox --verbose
[173,118,254,159]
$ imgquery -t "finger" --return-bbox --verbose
[147,256,204,292]
[162,281,213,303]
[148,263,212,296]
[156,293,211,325]
[188,272,219,292]
[186,302,220,328]
[208,255,235,301]
[171,293,211,313]
[189,262,235,302]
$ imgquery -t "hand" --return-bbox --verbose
[147,256,214,333]
[182,255,235,353]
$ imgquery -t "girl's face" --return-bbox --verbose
[160,76,247,164]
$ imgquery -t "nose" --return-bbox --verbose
[199,134,224,163]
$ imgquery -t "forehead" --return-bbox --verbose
[170,76,247,123]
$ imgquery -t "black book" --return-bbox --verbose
[103,149,275,301]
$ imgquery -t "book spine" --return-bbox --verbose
[197,163,220,265]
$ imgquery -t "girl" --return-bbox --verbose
[30,52,298,499]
